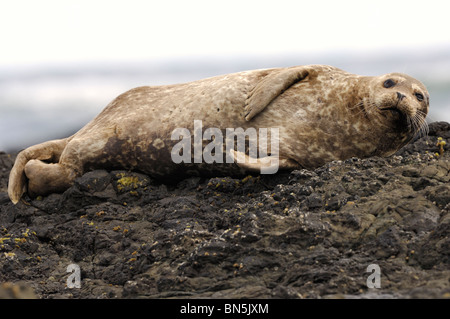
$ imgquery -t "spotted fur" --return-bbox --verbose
[8,65,429,204]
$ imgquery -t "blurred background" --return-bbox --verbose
[1,0,449,152]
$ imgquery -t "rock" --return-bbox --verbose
[0,122,449,299]
[0,282,37,299]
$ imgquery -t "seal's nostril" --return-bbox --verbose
[397,92,406,101]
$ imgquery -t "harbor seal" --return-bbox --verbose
[8,65,429,204]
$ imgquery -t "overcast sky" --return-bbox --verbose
[1,0,449,67]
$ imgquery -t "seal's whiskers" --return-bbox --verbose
[412,109,429,137]
[349,99,372,118]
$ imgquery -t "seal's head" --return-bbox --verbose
[361,72,429,155]
[375,73,429,128]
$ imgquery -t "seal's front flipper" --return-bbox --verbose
[230,149,300,174]
[244,66,310,121]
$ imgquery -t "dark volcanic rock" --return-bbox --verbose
[0,122,449,299]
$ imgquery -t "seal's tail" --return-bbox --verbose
[8,138,69,204]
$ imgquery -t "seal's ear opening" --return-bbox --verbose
[244,66,310,121]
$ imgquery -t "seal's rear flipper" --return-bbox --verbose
[24,159,77,199]
[244,66,310,121]
[8,138,69,204]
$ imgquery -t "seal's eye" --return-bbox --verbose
[415,93,424,102]
[383,79,396,88]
